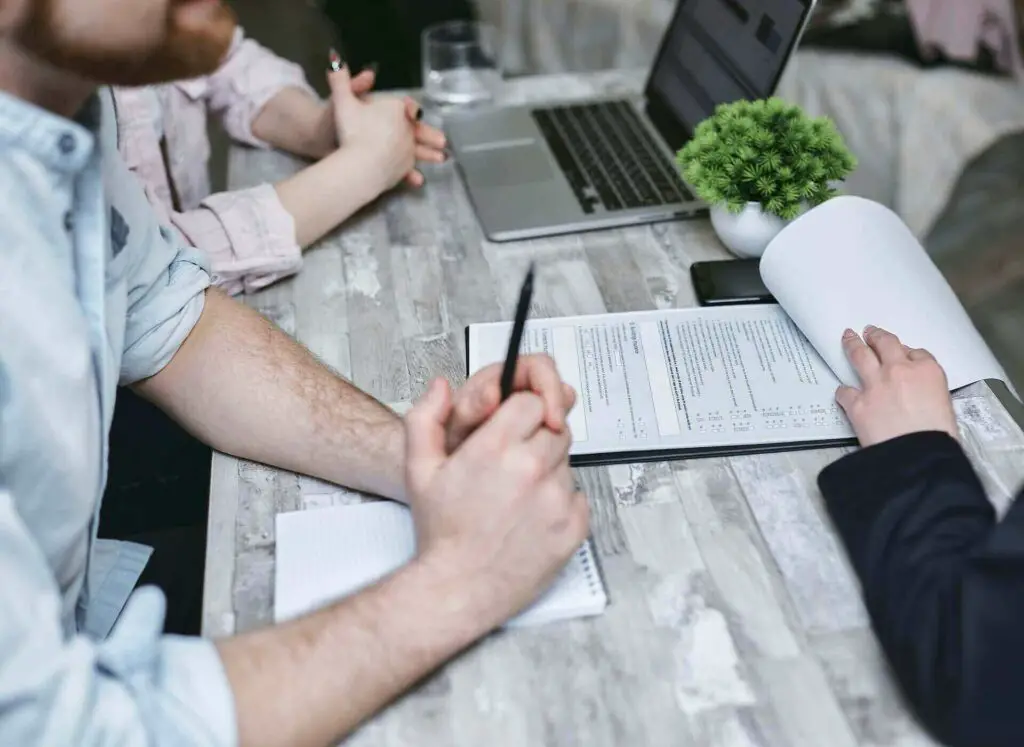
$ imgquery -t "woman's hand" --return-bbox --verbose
[326,60,446,192]
[307,66,378,156]
[835,326,958,447]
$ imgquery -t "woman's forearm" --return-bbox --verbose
[273,147,384,249]
[251,87,335,160]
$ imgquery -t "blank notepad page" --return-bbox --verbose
[274,501,608,627]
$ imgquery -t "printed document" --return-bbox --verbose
[467,197,1013,458]
[468,305,853,456]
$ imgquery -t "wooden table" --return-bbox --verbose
[204,70,1024,746]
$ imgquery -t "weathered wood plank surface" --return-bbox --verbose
[205,69,1024,746]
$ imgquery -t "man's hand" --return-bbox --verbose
[404,377,589,630]
[445,354,576,453]
[836,326,958,447]
[326,63,445,191]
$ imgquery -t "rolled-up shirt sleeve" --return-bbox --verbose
[167,184,302,296]
[0,488,237,746]
[108,144,211,384]
[205,27,318,148]
[120,228,209,385]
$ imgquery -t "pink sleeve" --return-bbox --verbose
[167,183,303,296]
[202,27,318,148]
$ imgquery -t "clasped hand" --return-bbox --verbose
[325,63,447,192]
[402,355,589,630]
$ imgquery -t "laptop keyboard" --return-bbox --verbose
[531,100,693,214]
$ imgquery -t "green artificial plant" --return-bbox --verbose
[676,97,857,220]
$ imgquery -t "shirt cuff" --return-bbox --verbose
[198,184,302,294]
[156,636,238,746]
[98,586,238,747]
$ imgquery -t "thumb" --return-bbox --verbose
[326,49,357,107]
[834,385,859,414]
[405,378,453,491]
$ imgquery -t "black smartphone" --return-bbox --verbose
[690,259,775,306]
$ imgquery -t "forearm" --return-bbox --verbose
[251,87,335,160]
[818,432,1024,746]
[135,288,405,501]
[274,147,383,248]
[218,553,493,747]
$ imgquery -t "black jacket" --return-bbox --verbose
[819,431,1024,747]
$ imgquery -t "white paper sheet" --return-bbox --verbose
[274,501,607,627]
[468,305,854,457]
[760,196,1013,395]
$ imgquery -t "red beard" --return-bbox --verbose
[17,0,238,86]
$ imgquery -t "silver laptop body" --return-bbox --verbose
[447,0,818,242]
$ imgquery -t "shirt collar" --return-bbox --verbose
[0,89,97,175]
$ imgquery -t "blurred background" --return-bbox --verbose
[222,0,1024,396]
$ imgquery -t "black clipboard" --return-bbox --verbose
[464,325,857,466]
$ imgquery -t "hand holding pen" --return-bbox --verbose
[442,262,576,454]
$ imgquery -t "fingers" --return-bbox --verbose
[472,391,546,446]
[907,347,936,363]
[415,122,447,150]
[415,144,446,164]
[562,382,577,412]
[511,355,571,433]
[842,328,880,383]
[405,378,453,490]
[350,67,377,96]
[326,49,354,96]
[516,424,573,476]
[404,169,426,188]
[404,97,423,122]
[446,356,575,453]
[446,371,502,451]
[863,325,906,365]
[834,385,860,413]
[467,355,573,434]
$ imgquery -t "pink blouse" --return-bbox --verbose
[112,28,318,295]
[907,0,1024,77]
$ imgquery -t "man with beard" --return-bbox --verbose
[0,1,588,745]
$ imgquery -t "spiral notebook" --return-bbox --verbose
[274,501,608,627]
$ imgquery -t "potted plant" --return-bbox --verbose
[676,97,857,258]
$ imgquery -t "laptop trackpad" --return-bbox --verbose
[459,146,554,188]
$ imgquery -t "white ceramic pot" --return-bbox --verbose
[709,202,792,259]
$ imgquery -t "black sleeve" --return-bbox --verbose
[819,431,1024,747]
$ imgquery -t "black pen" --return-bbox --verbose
[500,262,536,402]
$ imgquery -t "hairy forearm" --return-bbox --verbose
[274,147,383,248]
[251,87,335,160]
[135,289,405,501]
[218,553,492,747]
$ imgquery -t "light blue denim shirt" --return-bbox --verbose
[0,87,236,745]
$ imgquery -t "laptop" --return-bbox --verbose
[446,0,817,242]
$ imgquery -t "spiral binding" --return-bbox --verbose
[578,542,603,598]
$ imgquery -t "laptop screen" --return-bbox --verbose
[643,0,813,149]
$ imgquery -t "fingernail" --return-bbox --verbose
[842,328,856,338]
[863,324,877,336]
[415,107,424,121]
[328,47,343,73]
[363,61,379,75]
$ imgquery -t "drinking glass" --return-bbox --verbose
[422,20,502,107]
